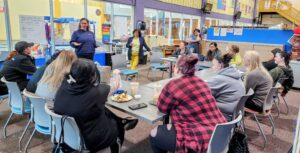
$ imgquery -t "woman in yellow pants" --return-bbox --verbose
[126,29,151,79]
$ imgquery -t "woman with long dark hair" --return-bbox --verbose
[206,42,222,61]
[54,59,138,152]
[70,18,97,60]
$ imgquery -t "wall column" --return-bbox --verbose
[3,0,12,52]
[133,0,145,29]
[200,0,207,29]
[233,0,238,26]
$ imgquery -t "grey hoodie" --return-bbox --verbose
[207,66,245,120]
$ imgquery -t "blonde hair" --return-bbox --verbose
[39,50,77,91]
[244,51,272,81]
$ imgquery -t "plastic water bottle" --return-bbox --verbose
[112,71,122,89]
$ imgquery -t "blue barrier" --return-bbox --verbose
[207,28,294,45]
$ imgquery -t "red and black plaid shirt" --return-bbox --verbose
[158,75,226,153]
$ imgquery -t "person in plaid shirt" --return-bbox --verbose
[150,55,226,153]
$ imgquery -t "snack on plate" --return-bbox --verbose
[112,91,132,102]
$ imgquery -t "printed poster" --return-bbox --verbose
[234,28,243,36]
[220,28,227,36]
[227,28,234,33]
[213,28,220,36]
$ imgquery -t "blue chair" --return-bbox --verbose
[111,54,138,80]
[147,51,169,79]
[21,89,51,152]
[44,103,122,153]
[1,77,31,138]
[207,112,243,153]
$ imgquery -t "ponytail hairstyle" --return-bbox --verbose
[278,50,291,66]
[176,54,198,76]
[214,53,233,68]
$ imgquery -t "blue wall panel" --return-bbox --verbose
[207,28,293,45]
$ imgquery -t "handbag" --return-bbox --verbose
[227,129,250,153]
[52,116,90,153]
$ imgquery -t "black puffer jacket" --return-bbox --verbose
[0,53,36,94]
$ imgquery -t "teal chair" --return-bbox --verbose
[111,54,138,80]
[21,90,51,152]
[1,77,31,138]
[147,51,169,79]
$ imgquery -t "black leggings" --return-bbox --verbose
[245,100,263,112]
[104,108,125,153]
[150,125,176,153]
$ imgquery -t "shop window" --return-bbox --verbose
[171,13,181,41]
[8,0,50,57]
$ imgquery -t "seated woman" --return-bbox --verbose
[35,51,77,100]
[54,59,138,153]
[269,50,294,96]
[150,55,226,153]
[262,48,281,71]
[172,41,189,58]
[207,53,245,120]
[0,41,36,93]
[228,45,242,66]
[243,51,273,112]
[269,51,293,83]
[26,51,62,93]
[206,42,222,61]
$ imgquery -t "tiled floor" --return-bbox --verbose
[0,65,298,153]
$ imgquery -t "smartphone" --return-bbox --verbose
[128,103,147,110]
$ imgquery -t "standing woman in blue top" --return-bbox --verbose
[70,18,97,60]
[126,29,151,70]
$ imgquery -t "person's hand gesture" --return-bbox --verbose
[73,42,81,46]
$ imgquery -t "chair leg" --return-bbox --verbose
[117,138,121,153]
[19,119,32,151]
[161,70,165,79]
[147,68,151,79]
[253,114,267,149]
[241,117,246,133]
[24,128,36,153]
[282,96,289,115]
[274,100,280,117]
[3,112,14,138]
[267,115,275,135]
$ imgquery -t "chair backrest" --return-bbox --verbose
[150,51,164,64]
[152,47,162,52]
[207,112,243,153]
[263,87,278,112]
[111,54,127,70]
[1,77,24,112]
[23,89,51,132]
[277,77,288,85]
[44,104,82,151]
[232,88,254,120]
